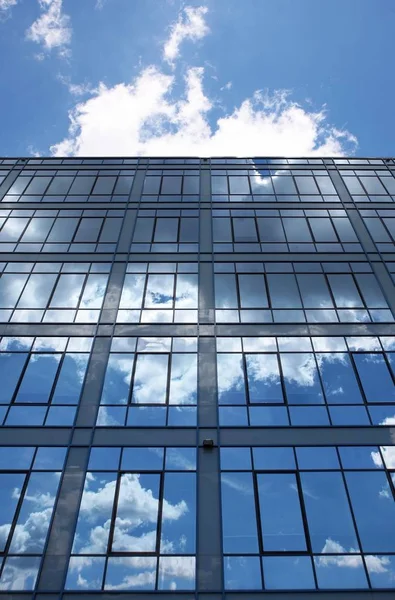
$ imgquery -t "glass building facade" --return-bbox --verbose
[0,155,394,599]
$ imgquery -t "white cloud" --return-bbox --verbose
[26,0,71,58]
[49,1,357,157]
[0,0,17,19]
[163,6,209,66]
[220,81,232,91]
[57,74,94,97]
[50,65,358,157]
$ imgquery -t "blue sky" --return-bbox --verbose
[0,0,394,157]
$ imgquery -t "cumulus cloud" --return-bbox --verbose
[163,6,209,66]
[51,65,357,157]
[26,0,72,58]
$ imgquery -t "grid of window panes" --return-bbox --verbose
[1,170,135,203]
[217,336,395,427]
[131,210,199,252]
[0,208,124,252]
[0,445,67,591]
[212,209,362,252]
[97,337,197,427]
[0,336,93,426]
[211,168,340,202]
[117,263,198,324]
[221,445,395,591]
[361,209,395,252]
[214,262,393,323]
[341,169,395,202]
[66,446,196,591]
[141,171,200,202]
[0,262,110,323]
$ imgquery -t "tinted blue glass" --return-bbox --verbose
[127,406,166,426]
[296,447,339,469]
[253,447,295,470]
[366,555,395,588]
[217,354,246,404]
[249,406,289,425]
[281,354,324,404]
[221,472,259,552]
[0,353,27,403]
[224,556,262,590]
[0,447,34,469]
[314,555,368,589]
[121,448,163,470]
[246,354,283,403]
[16,354,61,403]
[258,473,306,551]
[51,354,89,404]
[301,472,358,552]
[329,405,370,425]
[46,406,76,425]
[339,446,381,469]
[263,556,315,590]
[88,447,121,470]
[66,557,105,590]
[220,448,252,470]
[289,406,330,425]
[317,353,363,404]
[6,405,46,425]
[353,354,395,403]
[105,556,156,590]
[160,473,196,553]
[100,354,134,405]
[219,406,248,427]
[0,473,26,551]
[34,447,67,469]
[345,471,395,552]
[165,448,196,470]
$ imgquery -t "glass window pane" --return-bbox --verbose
[297,274,333,308]
[145,274,174,308]
[0,274,28,308]
[16,354,61,403]
[52,354,89,404]
[160,473,196,553]
[213,218,232,242]
[295,176,319,194]
[0,353,28,404]
[217,354,246,404]
[267,274,302,308]
[263,556,315,590]
[221,472,259,552]
[21,218,54,243]
[283,218,312,242]
[112,473,160,551]
[169,354,197,405]
[74,218,103,243]
[316,176,336,195]
[46,176,73,195]
[80,274,108,308]
[154,218,178,242]
[101,354,134,405]
[257,218,286,242]
[0,218,29,242]
[69,176,95,195]
[215,274,237,308]
[281,353,324,404]
[50,274,85,308]
[328,274,363,308]
[17,274,57,308]
[131,354,168,404]
[318,353,363,404]
[133,218,154,243]
[239,274,268,308]
[233,217,257,242]
[47,217,79,243]
[179,218,198,243]
[92,176,116,195]
[229,176,250,195]
[246,354,283,403]
[346,471,395,552]
[353,354,395,403]
[301,472,358,552]
[161,176,182,194]
[273,177,297,195]
[257,473,306,551]
[308,218,337,242]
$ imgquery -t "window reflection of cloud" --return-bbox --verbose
[217,354,244,399]
[318,538,391,575]
[71,472,193,589]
